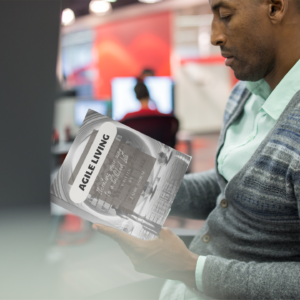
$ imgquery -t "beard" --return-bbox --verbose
[221,45,275,82]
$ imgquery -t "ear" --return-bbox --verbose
[268,0,288,24]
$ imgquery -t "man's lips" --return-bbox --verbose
[225,57,234,66]
[221,53,234,67]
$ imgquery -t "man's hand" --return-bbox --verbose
[92,224,199,288]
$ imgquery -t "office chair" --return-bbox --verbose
[121,115,179,148]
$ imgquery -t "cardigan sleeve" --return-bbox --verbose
[202,256,300,299]
[170,169,221,220]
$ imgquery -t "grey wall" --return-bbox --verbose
[0,2,62,298]
[0,0,61,207]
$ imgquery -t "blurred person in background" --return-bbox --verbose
[120,81,168,122]
[139,68,155,81]
[92,0,300,299]
[138,68,158,109]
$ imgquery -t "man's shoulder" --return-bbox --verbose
[223,81,250,124]
[230,81,248,99]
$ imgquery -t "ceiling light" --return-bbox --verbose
[61,8,75,26]
[138,0,163,3]
[89,0,112,15]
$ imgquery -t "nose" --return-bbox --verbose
[211,19,227,46]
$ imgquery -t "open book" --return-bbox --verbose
[51,109,191,240]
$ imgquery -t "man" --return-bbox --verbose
[93,0,300,299]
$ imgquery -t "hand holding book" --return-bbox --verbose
[92,223,199,288]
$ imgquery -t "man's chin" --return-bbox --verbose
[232,64,266,82]
[233,72,248,81]
[233,69,263,82]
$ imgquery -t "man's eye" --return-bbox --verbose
[220,15,231,21]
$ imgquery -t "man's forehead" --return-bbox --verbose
[209,0,237,10]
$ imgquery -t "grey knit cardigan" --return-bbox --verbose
[171,81,300,300]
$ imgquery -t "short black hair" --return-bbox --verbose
[134,82,149,100]
[141,69,155,76]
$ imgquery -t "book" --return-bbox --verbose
[50,109,191,240]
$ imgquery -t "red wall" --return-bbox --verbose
[93,12,172,99]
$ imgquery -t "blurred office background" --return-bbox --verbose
[0,0,237,299]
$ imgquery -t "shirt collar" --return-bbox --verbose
[246,58,300,120]
[246,79,271,100]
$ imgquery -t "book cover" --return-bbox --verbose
[50,109,191,240]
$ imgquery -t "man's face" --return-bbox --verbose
[210,0,275,81]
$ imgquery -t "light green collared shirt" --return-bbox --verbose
[218,59,300,182]
[160,58,300,300]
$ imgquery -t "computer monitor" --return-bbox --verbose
[74,100,108,126]
[111,77,174,121]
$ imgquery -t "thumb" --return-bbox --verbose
[92,223,120,240]
[92,223,138,245]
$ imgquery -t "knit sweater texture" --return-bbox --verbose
[171,81,300,299]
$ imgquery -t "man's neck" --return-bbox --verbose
[264,38,300,90]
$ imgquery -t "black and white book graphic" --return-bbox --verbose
[51,110,191,240]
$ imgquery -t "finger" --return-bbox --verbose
[92,223,139,246]
[158,227,175,239]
